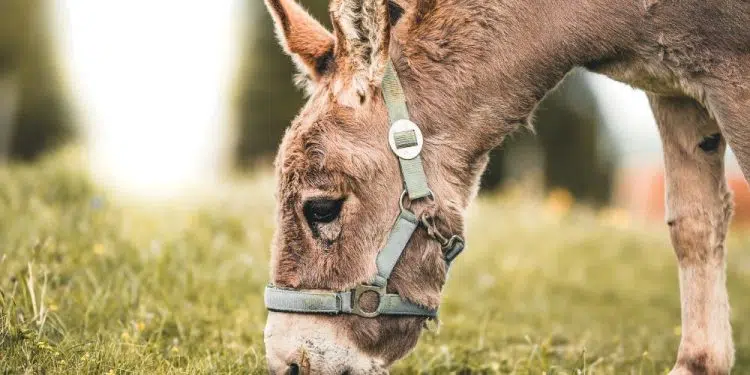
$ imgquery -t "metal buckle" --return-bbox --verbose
[351,285,386,318]
[388,119,423,160]
[399,189,435,212]
[443,235,465,264]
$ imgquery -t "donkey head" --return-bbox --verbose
[264,0,503,373]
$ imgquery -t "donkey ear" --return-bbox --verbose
[331,0,392,89]
[265,0,335,80]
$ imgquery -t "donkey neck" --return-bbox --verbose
[395,0,645,148]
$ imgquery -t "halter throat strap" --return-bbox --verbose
[264,60,464,318]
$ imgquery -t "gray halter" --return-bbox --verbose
[264,60,465,318]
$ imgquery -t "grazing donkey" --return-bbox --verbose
[262,0,750,373]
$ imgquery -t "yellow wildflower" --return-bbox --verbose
[93,243,106,255]
[546,188,573,216]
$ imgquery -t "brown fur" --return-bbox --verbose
[263,0,750,373]
[265,0,335,80]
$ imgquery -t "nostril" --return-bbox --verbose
[288,363,300,375]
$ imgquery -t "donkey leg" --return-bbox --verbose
[649,95,734,375]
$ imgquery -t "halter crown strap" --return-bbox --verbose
[383,61,431,200]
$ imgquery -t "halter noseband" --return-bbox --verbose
[264,61,465,318]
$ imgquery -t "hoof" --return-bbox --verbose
[668,367,694,375]
[669,366,728,375]
[670,353,731,375]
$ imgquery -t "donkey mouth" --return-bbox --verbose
[270,361,385,375]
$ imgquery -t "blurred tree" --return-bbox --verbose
[0,0,71,162]
[235,1,329,168]
[481,70,616,205]
[0,74,18,162]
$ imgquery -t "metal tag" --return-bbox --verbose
[388,119,423,160]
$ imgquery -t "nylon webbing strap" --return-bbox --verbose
[383,61,432,200]
[375,294,437,317]
[265,287,349,314]
[382,62,409,122]
[372,209,419,287]
[264,286,437,317]
[399,157,430,200]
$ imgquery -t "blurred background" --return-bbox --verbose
[1,0,748,224]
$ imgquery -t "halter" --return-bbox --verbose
[264,60,465,318]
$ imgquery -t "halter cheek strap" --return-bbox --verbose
[382,61,431,201]
[264,60,465,318]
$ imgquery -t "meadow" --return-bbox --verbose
[2,150,750,374]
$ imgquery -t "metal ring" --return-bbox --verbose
[351,285,386,318]
[398,189,436,212]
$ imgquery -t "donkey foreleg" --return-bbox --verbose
[649,95,734,375]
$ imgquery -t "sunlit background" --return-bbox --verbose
[0,0,746,219]
[53,0,245,199]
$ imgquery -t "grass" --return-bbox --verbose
[1,150,750,374]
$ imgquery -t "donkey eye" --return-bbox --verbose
[303,199,344,225]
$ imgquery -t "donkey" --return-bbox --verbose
[261,0,750,373]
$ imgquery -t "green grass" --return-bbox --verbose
[2,150,750,374]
